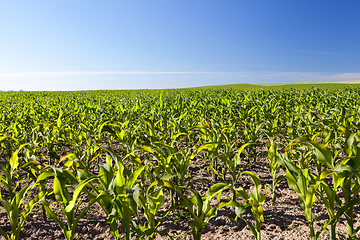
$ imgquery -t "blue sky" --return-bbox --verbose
[0,1,359,91]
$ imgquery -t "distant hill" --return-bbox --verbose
[187,81,360,90]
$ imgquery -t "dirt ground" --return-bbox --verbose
[1,144,360,240]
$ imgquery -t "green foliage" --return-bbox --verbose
[1,87,360,239]
[38,167,104,240]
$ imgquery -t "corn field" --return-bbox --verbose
[0,88,360,240]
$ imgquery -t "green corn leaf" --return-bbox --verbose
[319,169,332,180]
[235,143,252,165]
[345,133,356,155]
[98,163,114,189]
[333,172,346,188]
[252,205,264,232]
[285,168,301,195]
[330,198,360,225]
[219,200,241,209]
[188,188,203,216]
[148,180,175,194]
[305,140,333,168]
[235,187,250,200]
[196,142,221,154]
[43,201,66,229]
[204,207,217,223]
[242,171,265,204]
[324,131,335,145]
[298,169,309,198]
[22,160,40,168]
[0,226,10,240]
[65,175,99,212]
[57,112,63,128]
[206,182,227,197]
[333,164,354,173]
[160,173,176,181]
[275,175,286,185]
[53,176,67,203]
[115,163,126,187]
[13,184,34,207]
[0,199,12,216]
[139,145,153,154]
[304,185,316,222]
[10,143,29,172]
[149,189,165,215]
[127,165,145,188]
[37,172,55,182]
[235,204,250,217]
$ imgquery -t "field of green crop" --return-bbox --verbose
[1,85,360,240]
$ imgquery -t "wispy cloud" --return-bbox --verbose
[1,71,360,81]
[296,50,357,55]
[253,72,360,82]
[315,73,360,81]
[0,71,237,77]
[256,72,329,77]
[34,78,87,83]
[2,71,360,91]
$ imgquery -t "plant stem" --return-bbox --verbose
[331,224,336,240]
[309,222,316,240]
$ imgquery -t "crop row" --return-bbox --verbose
[0,88,360,239]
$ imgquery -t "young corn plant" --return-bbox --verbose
[37,166,104,240]
[78,159,121,239]
[150,180,227,240]
[0,174,45,240]
[139,143,198,212]
[299,136,346,239]
[239,119,263,164]
[195,141,222,181]
[303,131,360,240]
[213,125,251,183]
[276,150,320,240]
[335,131,360,240]
[107,162,144,240]
[221,143,252,201]
[0,144,46,240]
[220,171,265,240]
[195,119,223,181]
[279,128,360,240]
[180,183,228,240]
[142,143,195,187]
[265,137,285,205]
[132,184,172,240]
[85,149,145,240]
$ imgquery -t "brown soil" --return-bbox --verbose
[1,143,359,240]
